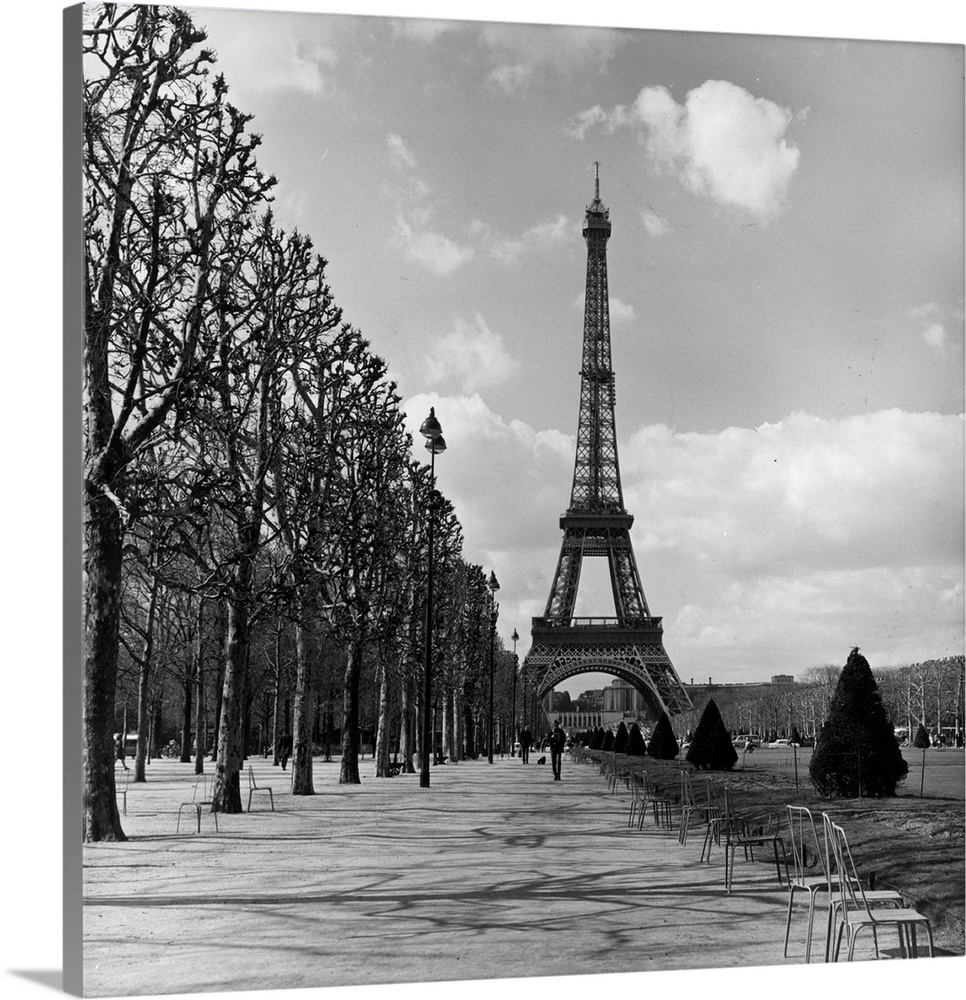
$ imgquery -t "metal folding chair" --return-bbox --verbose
[679,771,717,846]
[706,787,788,893]
[824,815,933,961]
[247,765,275,812]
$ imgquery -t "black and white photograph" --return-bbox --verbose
[4,3,965,1000]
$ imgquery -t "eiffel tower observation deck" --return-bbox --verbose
[524,166,691,720]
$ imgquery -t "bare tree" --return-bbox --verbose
[82,4,273,840]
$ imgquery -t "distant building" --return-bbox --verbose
[602,677,647,714]
[683,675,796,694]
[576,689,604,711]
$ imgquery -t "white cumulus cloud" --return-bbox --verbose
[490,214,573,264]
[387,134,474,276]
[197,12,341,96]
[424,316,519,392]
[387,132,416,171]
[642,209,672,237]
[574,80,802,221]
[391,18,463,43]
[922,323,948,351]
[482,24,626,95]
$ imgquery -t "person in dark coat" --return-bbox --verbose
[549,721,566,780]
[114,732,129,770]
[277,732,293,770]
[519,727,532,764]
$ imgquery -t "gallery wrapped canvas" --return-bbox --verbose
[60,3,964,999]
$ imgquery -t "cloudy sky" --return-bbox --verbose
[174,2,965,694]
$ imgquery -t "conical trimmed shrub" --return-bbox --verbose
[624,722,647,757]
[601,728,615,751]
[647,711,680,760]
[913,723,930,749]
[685,698,737,771]
[613,721,629,753]
[790,725,802,745]
[589,727,604,750]
[809,648,909,797]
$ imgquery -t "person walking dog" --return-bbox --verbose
[549,721,566,781]
[519,727,532,764]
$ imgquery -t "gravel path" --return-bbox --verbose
[83,753,955,996]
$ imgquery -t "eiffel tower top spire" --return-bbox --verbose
[569,164,623,515]
[587,160,608,218]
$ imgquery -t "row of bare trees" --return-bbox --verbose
[674,657,964,743]
[81,4,513,842]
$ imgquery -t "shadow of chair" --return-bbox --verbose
[824,814,934,961]
[247,765,275,813]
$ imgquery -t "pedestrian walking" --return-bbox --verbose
[519,727,532,764]
[277,731,293,770]
[549,721,566,780]
[114,732,128,770]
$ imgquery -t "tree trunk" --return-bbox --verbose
[453,688,464,763]
[324,684,334,763]
[134,663,150,783]
[211,589,251,813]
[194,597,206,774]
[463,694,476,758]
[82,483,127,842]
[374,658,391,777]
[133,565,162,782]
[180,666,193,763]
[340,639,363,784]
[271,621,283,765]
[291,611,315,795]
[211,642,225,762]
[399,674,415,773]
[444,683,456,763]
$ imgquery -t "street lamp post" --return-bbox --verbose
[419,408,446,789]
[510,628,519,756]
[486,570,500,764]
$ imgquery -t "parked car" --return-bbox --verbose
[734,734,761,748]
[766,738,791,748]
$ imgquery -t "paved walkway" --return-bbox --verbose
[83,753,903,995]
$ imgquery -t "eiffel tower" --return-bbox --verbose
[524,166,691,721]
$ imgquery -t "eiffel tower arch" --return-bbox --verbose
[524,166,690,721]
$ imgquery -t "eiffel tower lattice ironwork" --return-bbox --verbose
[524,166,691,720]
